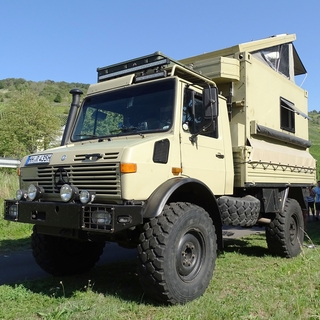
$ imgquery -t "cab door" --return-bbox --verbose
[180,87,227,195]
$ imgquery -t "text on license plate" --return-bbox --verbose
[26,154,53,165]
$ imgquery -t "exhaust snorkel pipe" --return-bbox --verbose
[60,89,83,146]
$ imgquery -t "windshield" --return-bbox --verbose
[71,78,175,141]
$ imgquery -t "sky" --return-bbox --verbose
[1,0,320,111]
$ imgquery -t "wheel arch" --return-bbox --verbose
[142,177,223,249]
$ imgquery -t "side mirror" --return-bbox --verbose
[202,87,218,119]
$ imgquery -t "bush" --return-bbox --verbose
[0,90,61,158]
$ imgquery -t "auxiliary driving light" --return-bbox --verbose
[16,189,27,201]
[92,211,112,226]
[60,184,79,202]
[79,190,95,204]
[8,204,18,219]
[27,184,44,201]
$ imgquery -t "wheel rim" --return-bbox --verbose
[289,215,298,245]
[176,230,205,282]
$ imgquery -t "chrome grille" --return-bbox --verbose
[22,163,121,199]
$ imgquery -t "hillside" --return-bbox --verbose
[308,111,320,163]
[0,78,89,115]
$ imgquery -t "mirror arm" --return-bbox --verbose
[189,132,199,144]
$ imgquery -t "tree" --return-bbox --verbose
[0,90,61,158]
[54,93,62,103]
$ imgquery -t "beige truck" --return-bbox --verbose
[4,34,316,304]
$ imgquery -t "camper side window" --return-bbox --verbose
[280,97,295,133]
[252,44,290,79]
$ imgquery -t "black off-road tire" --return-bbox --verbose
[218,195,260,227]
[137,202,217,305]
[266,198,304,258]
[31,226,105,276]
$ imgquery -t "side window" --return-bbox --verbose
[280,97,295,133]
[182,89,194,132]
[183,88,218,138]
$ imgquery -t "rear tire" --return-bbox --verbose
[31,226,105,276]
[137,202,217,305]
[266,198,304,257]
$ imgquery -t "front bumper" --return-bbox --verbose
[4,200,143,234]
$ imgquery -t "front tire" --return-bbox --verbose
[266,198,304,257]
[31,226,105,276]
[137,202,217,305]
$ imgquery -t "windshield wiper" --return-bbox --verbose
[111,127,145,138]
[119,126,139,132]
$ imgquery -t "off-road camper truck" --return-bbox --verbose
[4,34,316,304]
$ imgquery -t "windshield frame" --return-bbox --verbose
[71,78,176,142]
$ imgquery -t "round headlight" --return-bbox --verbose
[28,184,37,200]
[60,184,72,202]
[16,189,27,201]
[60,184,78,202]
[79,190,95,204]
[27,184,43,201]
[80,190,90,204]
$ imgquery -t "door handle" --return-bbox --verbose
[216,153,225,159]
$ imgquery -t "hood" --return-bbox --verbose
[21,134,171,167]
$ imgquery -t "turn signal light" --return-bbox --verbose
[172,167,182,175]
[120,163,137,173]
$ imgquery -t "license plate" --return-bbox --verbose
[25,154,53,165]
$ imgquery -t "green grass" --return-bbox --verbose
[0,222,320,319]
[0,170,32,253]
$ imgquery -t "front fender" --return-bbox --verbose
[142,177,185,219]
[142,177,223,249]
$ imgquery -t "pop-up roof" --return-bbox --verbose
[180,34,306,81]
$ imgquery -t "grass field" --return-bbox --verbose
[0,221,319,319]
